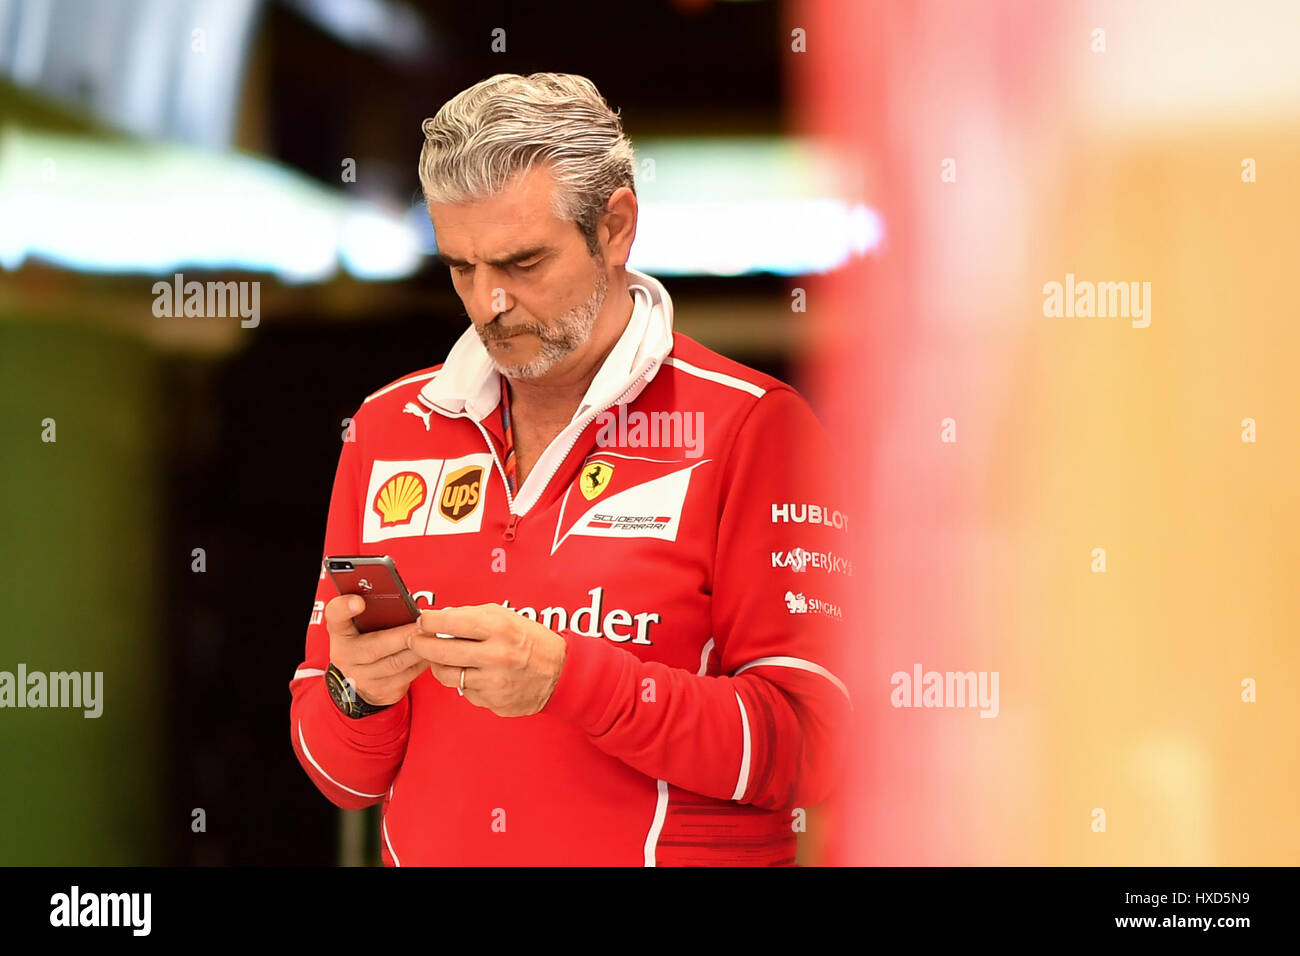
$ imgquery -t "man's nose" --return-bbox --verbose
[468,267,514,320]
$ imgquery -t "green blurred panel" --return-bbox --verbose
[0,318,163,864]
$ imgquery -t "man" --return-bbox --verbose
[289,72,853,865]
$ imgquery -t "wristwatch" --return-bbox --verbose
[325,663,392,719]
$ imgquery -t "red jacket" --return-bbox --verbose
[289,269,853,865]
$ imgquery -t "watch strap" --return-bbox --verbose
[326,663,393,719]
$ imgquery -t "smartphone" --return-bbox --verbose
[324,555,424,633]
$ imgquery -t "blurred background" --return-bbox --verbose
[1,0,1296,866]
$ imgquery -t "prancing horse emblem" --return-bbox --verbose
[581,461,614,501]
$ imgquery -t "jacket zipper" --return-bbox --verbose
[516,363,655,519]
[418,361,656,542]
[466,416,518,540]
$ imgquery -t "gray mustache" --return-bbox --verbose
[482,326,542,340]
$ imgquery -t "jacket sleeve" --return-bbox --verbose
[542,387,853,810]
[288,409,411,810]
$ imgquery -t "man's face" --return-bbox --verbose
[429,166,608,380]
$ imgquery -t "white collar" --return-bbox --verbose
[418,267,675,423]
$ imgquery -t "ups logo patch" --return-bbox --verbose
[440,465,484,522]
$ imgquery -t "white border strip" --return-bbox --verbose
[585,451,679,464]
[730,692,752,801]
[296,720,387,799]
[663,356,767,398]
[379,816,400,868]
[293,667,326,680]
[697,638,714,677]
[642,638,719,865]
[383,782,401,867]
[732,656,852,705]
[363,371,439,404]
[382,816,400,867]
[643,779,669,866]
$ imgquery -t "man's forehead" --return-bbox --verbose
[427,165,557,222]
[427,177,565,261]
[431,208,554,260]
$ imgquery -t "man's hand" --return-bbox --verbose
[324,594,430,707]
[408,604,567,717]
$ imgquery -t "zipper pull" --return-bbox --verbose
[503,513,520,541]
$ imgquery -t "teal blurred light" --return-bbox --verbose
[0,126,423,281]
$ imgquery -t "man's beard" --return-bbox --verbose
[478,263,608,380]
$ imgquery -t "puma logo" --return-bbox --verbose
[403,401,433,431]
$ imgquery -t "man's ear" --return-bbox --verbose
[599,187,638,265]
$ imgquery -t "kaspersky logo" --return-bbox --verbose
[439,465,484,522]
[771,547,854,576]
[373,471,427,527]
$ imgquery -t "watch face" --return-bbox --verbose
[326,666,355,716]
[326,664,390,718]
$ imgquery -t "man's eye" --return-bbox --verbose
[514,259,541,272]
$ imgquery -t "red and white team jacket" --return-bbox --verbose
[289,268,854,865]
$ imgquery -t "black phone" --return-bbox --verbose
[324,555,424,633]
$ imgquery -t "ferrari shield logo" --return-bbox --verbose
[580,461,615,500]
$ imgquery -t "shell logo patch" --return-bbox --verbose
[439,465,484,522]
[362,454,492,542]
[373,471,427,527]
[580,461,615,501]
